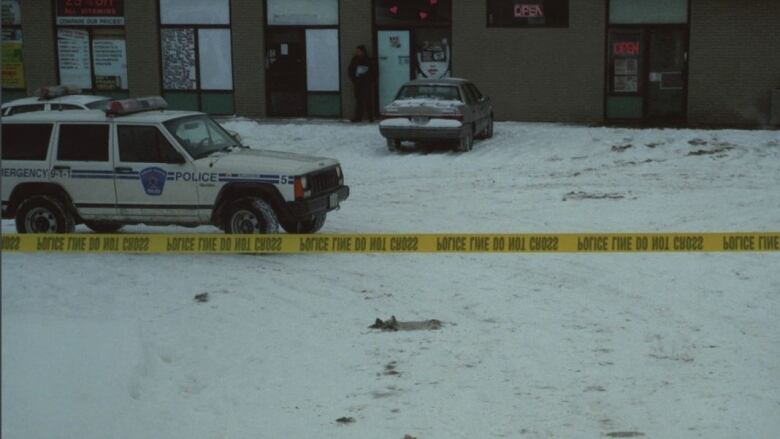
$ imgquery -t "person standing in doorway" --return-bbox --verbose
[348,45,375,122]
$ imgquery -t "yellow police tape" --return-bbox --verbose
[1,233,779,254]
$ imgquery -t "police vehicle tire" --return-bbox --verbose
[15,195,76,234]
[457,126,474,152]
[281,213,326,234]
[85,222,123,233]
[224,197,280,234]
[387,138,401,151]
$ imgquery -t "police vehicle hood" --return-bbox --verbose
[207,148,340,175]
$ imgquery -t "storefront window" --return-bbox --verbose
[267,0,338,26]
[55,0,128,98]
[609,0,688,24]
[2,0,26,101]
[487,0,569,27]
[375,0,451,26]
[160,0,234,114]
[265,0,340,117]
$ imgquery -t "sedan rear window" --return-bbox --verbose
[397,85,462,102]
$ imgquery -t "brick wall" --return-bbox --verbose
[453,0,606,122]
[688,0,780,126]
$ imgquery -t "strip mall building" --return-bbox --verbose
[2,0,779,126]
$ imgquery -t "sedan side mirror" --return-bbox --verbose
[228,130,243,145]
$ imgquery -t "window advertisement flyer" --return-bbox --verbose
[161,28,197,90]
[56,0,124,26]
[57,28,93,89]
[92,32,128,90]
[1,0,21,25]
[1,29,25,89]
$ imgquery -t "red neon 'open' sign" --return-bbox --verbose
[514,4,544,18]
[613,41,640,56]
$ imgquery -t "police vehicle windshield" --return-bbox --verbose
[164,115,240,160]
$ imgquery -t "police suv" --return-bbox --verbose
[1,97,349,234]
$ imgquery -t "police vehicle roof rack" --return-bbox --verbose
[34,85,82,101]
[105,96,168,116]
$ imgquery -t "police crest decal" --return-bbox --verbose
[140,167,167,196]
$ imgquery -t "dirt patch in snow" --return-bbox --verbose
[369,316,443,331]
[605,432,645,438]
[688,145,734,156]
[563,191,628,201]
[611,143,633,152]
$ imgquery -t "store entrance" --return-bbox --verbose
[266,29,307,117]
[606,27,688,123]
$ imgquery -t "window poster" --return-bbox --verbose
[614,58,638,76]
[161,28,197,90]
[614,75,638,93]
[1,0,21,25]
[1,29,25,88]
[56,0,125,26]
[92,32,128,90]
[415,30,451,80]
[58,29,93,89]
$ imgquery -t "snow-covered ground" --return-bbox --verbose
[2,120,779,438]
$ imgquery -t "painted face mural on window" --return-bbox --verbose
[415,37,450,79]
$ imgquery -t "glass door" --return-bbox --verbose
[646,29,687,120]
[606,27,688,122]
[266,29,307,116]
[377,30,411,108]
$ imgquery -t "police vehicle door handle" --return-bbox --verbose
[52,165,70,171]
[114,167,133,174]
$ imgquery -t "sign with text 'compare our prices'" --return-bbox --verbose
[56,0,124,26]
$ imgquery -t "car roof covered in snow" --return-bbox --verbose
[2,109,205,123]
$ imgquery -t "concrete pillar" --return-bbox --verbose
[125,0,161,97]
[231,0,266,118]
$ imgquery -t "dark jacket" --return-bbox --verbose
[348,55,375,85]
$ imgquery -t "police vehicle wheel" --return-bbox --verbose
[457,127,474,152]
[15,195,75,234]
[281,213,326,234]
[225,197,280,234]
[85,222,123,233]
[387,138,401,151]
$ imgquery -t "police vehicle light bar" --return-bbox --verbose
[106,97,168,116]
[34,85,82,100]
